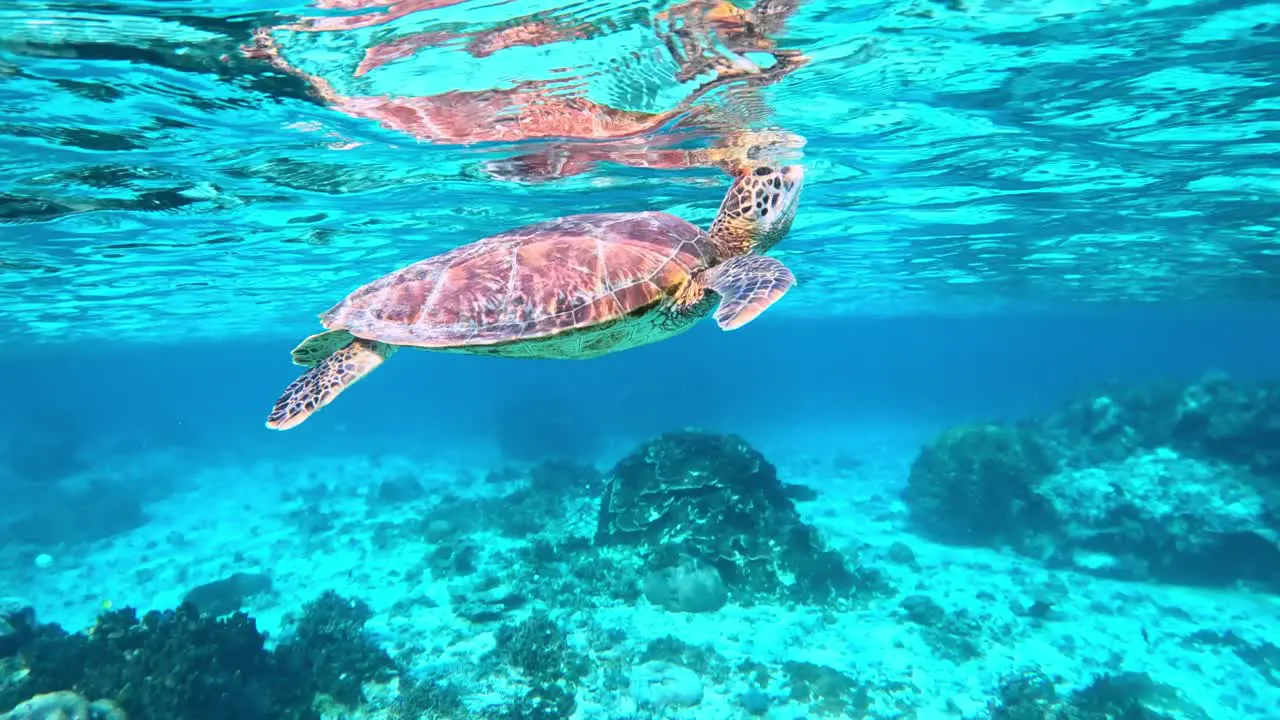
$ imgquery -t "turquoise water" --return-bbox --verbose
[3,0,1280,719]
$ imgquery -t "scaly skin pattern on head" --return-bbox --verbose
[706,156,805,258]
[664,132,803,326]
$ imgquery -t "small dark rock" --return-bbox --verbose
[1023,598,1055,620]
[740,686,770,715]
[885,542,918,568]
[376,475,424,504]
[642,556,728,614]
[900,594,946,627]
[782,482,819,502]
[182,573,273,617]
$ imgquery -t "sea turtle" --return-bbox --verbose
[264,136,805,430]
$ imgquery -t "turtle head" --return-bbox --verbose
[709,162,805,256]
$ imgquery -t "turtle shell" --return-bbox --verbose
[321,211,718,349]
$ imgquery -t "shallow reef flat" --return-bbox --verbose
[3,377,1280,719]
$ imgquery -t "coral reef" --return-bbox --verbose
[898,595,987,663]
[375,474,425,504]
[0,603,318,720]
[275,590,397,707]
[782,661,868,717]
[983,669,1208,719]
[499,684,576,720]
[1035,450,1280,587]
[596,431,888,604]
[904,373,1280,592]
[392,675,468,720]
[0,591,393,720]
[0,600,34,658]
[1183,630,1280,687]
[1038,371,1280,478]
[484,612,588,720]
[488,612,589,686]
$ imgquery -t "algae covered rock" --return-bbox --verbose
[181,572,273,617]
[596,431,879,604]
[903,423,1056,546]
[641,555,728,613]
[0,691,126,720]
[0,590,397,720]
[1036,450,1280,588]
[1037,372,1280,477]
[902,373,1280,592]
[1171,371,1280,478]
[629,661,703,709]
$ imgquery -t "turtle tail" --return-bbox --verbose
[265,337,398,431]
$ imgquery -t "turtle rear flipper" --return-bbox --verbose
[705,253,795,330]
[266,338,397,431]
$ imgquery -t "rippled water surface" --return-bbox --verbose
[1,0,1277,344]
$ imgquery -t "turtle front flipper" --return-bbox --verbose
[704,253,795,330]
[291,329,355,367]
[266,338,398,431]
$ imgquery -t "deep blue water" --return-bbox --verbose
[4,304,1276,467]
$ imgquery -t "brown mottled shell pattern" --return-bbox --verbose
[320,212,717,348]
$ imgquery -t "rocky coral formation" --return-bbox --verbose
[596,431,887,605]
[1035,450,1280,587]
[1037,371,1280,477]
[905,373,1280,591]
